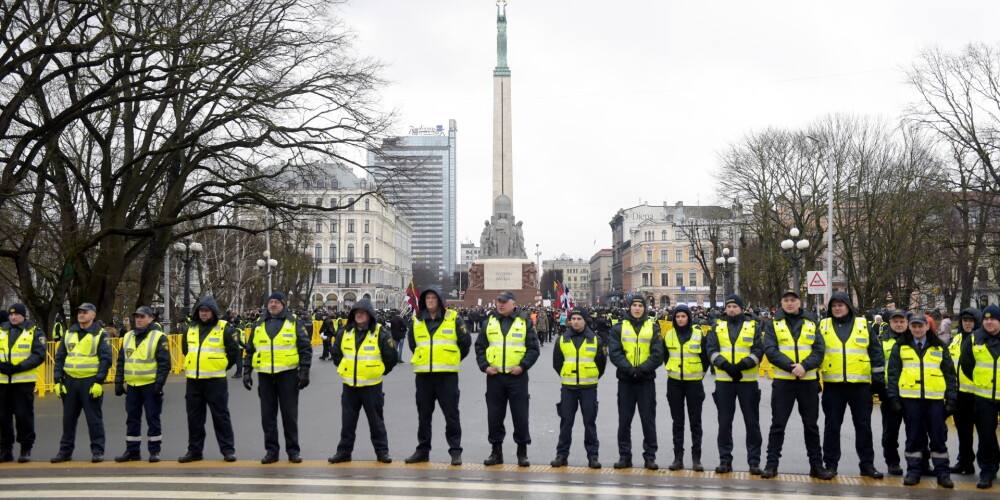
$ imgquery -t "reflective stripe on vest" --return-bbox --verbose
[899,345,946,400]
[621,318,654,367]
[559,334,599,386]
[184,321,229,379]
[338,325,384,387]
[714,319,758,382]
[0,326,40,383]
[664,326,705,381]
[951,333,975,394]
[485,316,527,373]
[252,318,300,374]
[64,330,102,378]
[820,317,872,383]
[411,309,460,373]
[123,330,165,386]
[772,318,818,380]
[972,342,1000,400]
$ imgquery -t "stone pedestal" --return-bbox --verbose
[456,259,540,307]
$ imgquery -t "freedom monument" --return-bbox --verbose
[464,1,540,306]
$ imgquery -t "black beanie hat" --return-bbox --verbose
[7,303,27,317]
[267,291,286,304]
[724,294,744,310]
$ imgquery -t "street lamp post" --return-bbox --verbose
[256,251,279,298]
[172,237,204,313]
[715,247,738,297]
[780,227,810,292]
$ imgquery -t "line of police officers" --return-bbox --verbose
[4,291,1000,488]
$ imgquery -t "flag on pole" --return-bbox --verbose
[405,280,420,313]
[561,283,574,310]
[554,280,564,310]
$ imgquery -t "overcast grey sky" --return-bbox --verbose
[339,0,1000,262]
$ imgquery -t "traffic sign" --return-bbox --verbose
[806,271,829,295]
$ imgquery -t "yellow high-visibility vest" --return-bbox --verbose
[485,315,527,373]
[971,340,1000,400]
[411,309,460,373]
[621,318,654,367]
[251,318,300,374]
[338,325,384,387]
[123,329,165,386]
[665,326,705,381]
[772,318,818,381]
[714,319,758,382]
[899,344,946,400]
[820,317,872,383]
[0,326,40,383]
[951,333,975,394]
[185,321,229,379]
[559,334,599,386]
[64,330,103,378]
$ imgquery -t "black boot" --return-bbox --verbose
[668,449,683,471]
[483,443,503,466]
[516,443,529,467]
[691,448,704,472]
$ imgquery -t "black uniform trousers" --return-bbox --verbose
[337,384,388,455]
[617,379,657,461]
[902,398,949,478]
[321,336,333,359]
[185,378,236,455]
[258,369,300,456]
[233,358,243,377]
[556,385,599,459]
[974,397,1000,480]
[486,373,531,445]
[0,382,35,453]
[667,377,705,452]
[58,376,105,456]
[880,398,904,466]
[765,379,822,467]
[415,372,462,455]
[125,384,163,454]
[821,382,876,470]
[953,391,977,468]
[712,381,762,466]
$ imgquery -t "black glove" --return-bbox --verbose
[0,362,15,375]
[736,358,755,371]
[298,369,310,390]
[153,385,164,397]
[725,364,743,382]
[870,380,886,399]
[632,368,643,378]
[114,383,126,397]
[944,399,956,417]
[243,372,253,391]
[890,398,903,413]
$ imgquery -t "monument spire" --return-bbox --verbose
[494,1,510,77]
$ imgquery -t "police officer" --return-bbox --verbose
[760,290,833,480]
[112,306,170,463]
[551,306,607,469]
[878,309,908,475]
[475,291,540,467]
[888,314,956,488]
[663,304,709,472]
[0,303,46,463]
[404,286,470,466]
[328,298,397,463]
[51,313,66,343]
[705,294,763,474]
[179,296,240,463]
[243,292,312,464]
[819,292,884,478]
[608,296,663,470]
[961,304,1000,489]
[949,307,980,475]
[51,303,112,463]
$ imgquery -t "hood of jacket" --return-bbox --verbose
[418,286,446,316]
[192,295,222,323]
[348,298,378,328]
[959,307,982,332]
[826,291,857,320]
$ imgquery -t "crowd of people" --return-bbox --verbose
[2,288,1000,491]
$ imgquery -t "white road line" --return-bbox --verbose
[0,476,916,500]
[0,491,464,500]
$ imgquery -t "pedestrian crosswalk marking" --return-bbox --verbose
[0,475,976,497]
